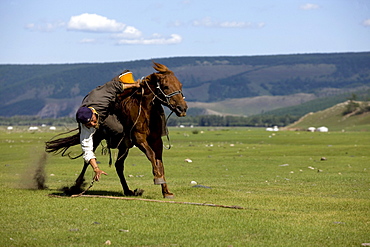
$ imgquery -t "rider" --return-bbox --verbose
[75,70,141,181]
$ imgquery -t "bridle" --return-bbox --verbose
[142,76,184,111]
[141,75,185,150]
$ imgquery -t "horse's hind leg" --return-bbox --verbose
[115,148,144,196]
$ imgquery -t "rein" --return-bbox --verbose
[163,111,174,150]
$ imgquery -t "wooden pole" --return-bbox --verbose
[49,194,275,211]
[79,194,245,209]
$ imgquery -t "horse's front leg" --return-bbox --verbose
[149,137,174,199]
[115,148,144,196]
[156,159,174,199]
[137,139,174,198]
[136,141,165,184]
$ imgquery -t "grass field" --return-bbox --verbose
[1,127,369,246]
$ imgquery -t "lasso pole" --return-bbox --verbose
[49,194,275,211]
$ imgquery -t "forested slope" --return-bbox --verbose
[0,52,369,117]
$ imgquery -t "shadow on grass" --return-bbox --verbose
[49,190,125,197]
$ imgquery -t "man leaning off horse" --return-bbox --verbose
[75,70,140,182]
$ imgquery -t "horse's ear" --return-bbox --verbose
[152,61,172,74]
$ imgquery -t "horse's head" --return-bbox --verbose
[147,62,187,117]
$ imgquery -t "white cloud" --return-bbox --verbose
[362,19,370,27]
[257,22,266,28]
[25,13,181,46]
[67,13,126,32]
[192,17,214,27]
[192,17,264,29]
[220,21,265,28]
[79,38,97,44]
[219,21,253,28]
[25,23,35,29]
[300,3,320,10]
[25,21,65,32]
[113,26,143,39]
[170,20,185,27]
[116,34,182,45]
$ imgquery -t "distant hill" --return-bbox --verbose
[258,90,370,117]
[284,100,370,131]
[0,52,369,118]
[188,93,317,116]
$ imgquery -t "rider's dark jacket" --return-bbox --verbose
[79,73,128,163]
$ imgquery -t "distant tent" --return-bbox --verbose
[266,126,279,131]
[317,126,328,132]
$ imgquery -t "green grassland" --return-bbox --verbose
[1,127,369,246]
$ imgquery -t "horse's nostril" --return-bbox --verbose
[177,105,186,113]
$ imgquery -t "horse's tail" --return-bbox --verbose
[45,128,82,159]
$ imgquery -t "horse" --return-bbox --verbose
[45,62,188,198]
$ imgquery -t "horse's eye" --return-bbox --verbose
[163,86,169,90]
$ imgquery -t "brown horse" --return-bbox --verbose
[45,62,187,198]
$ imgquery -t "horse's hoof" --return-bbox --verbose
[153,177,166,185]
[62,184,85,196]
[163,193,174,199]
[124,189,144,196]
[133,188,144,196]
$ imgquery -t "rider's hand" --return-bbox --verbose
[136,79,145,87]
[93,168,108,181]
[123,81,141,90]
[134,80,141,88]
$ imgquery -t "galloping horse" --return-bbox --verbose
[46,62,187,198]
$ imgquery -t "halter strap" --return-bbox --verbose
[142,77,184,109]
[156,84,183,99]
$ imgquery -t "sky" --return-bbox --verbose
[1,0,369,64]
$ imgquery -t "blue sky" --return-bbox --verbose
[1,0,369,64]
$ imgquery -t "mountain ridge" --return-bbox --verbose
[0,52,369,118]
